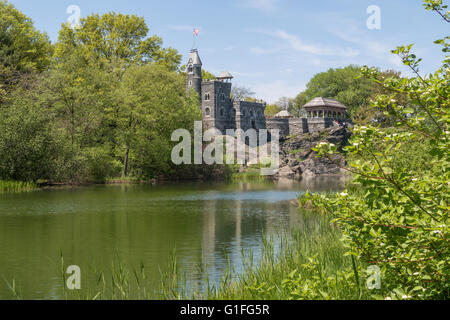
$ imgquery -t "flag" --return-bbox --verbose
[193,28,199,36]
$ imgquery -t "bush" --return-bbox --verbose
[310,1,449,299]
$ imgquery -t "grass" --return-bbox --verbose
[178,212,371,300]
[0,180,37,193]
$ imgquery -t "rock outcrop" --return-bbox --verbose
[276,125,352,179]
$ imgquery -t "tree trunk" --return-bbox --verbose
[122,145,129,178]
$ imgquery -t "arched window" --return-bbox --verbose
[220,108,225,117]
[205,108,210,117]
[250,110,254,117]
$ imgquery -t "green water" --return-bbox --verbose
[0,178,345,299]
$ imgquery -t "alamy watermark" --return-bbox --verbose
[171,122,280,176]
[367,5,381,30]
[366,265,381,290]
[67,5,81,29]
[66,265,81,290]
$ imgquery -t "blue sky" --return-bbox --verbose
[9,0,448,103]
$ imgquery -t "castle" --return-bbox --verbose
[186,49,348,137]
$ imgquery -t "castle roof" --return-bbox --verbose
[217,71,233,79]
[303,97,347,110]
[187,49,202,66]
[273,110,293,119]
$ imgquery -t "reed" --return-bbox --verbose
[0,180,36,193]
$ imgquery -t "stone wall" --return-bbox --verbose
[235,100,266,132]
[289,118,309,135]
[267,118,289,138]
[306,118,334,133]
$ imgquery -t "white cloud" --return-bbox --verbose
[240,0,277,11]
[272,30,359,57]
[248,29,359,58]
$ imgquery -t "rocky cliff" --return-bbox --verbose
[276,126,352,179]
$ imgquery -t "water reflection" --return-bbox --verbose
[0,178,344,299]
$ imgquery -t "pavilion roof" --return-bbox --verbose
[303,97,347,110]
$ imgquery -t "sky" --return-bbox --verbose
[8,0,449,103]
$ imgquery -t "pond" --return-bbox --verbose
[0,177,346,299]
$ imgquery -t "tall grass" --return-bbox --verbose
[0,180,36,193]
[171,212,371,300]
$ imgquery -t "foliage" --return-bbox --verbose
[0,0,52,101]
[0,7,201,184]
[0,76,65,182]
[264,104,282,117]
[0,180,36,193]
[291,65,402,121]
[117,64,201,178]
[310,2,449,300]
[201,69,216,81]
[54,12,181,71]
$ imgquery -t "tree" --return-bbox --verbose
[311,0,449,299]
[118,64,201,178]
[290,92,307,117]
[276,97,293,110]
[0,75,63,182]
[264,104,282,118]
[202,69,216,81]
[0,0,52,101]
[54,12,181,71]
[231,86,255,101]
[296,65,376,118]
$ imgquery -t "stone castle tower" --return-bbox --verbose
[186,49,348,136]
[186,49,203,96]
[186,49,267,134]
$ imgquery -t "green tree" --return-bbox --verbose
[54,12,181,71]
[0,0,52,101]
[311,1,449,299]
[0,75,63,182]
[264,104,282,118]
[201,69,216,81]
[301,65,374,117]
[118,64,201,178]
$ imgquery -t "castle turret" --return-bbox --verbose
[186,49,202,97]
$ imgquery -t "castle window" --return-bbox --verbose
[220,108,225,117]
[250,110,254,117]
[189,81,192,86]
[220,93,225,101]
[205,107,210,117]
[204,93,210,101]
